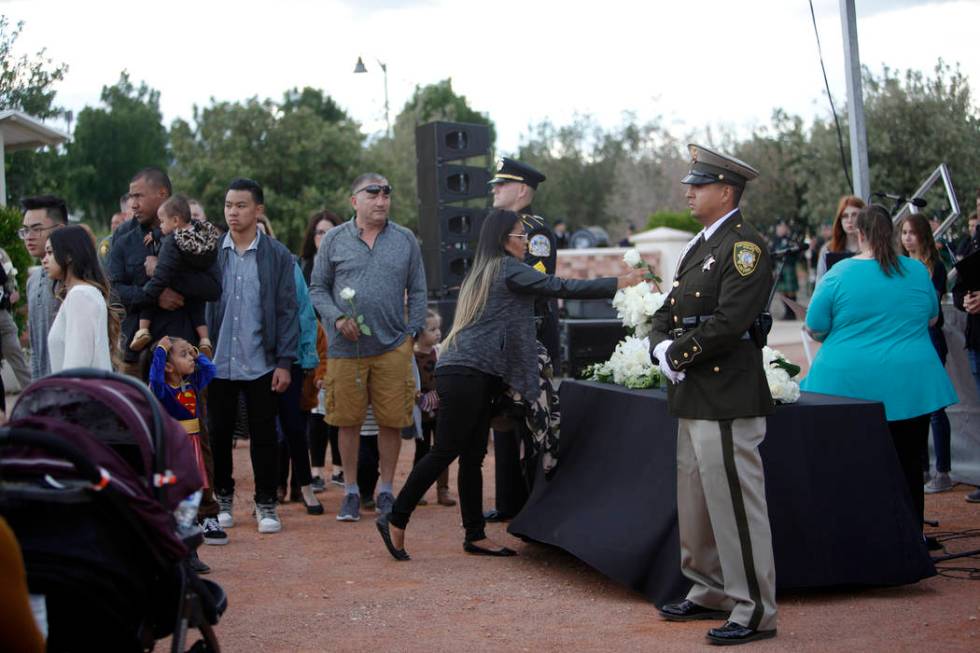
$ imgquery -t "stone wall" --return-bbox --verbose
[557,247,662,280]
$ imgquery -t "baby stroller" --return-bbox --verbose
[0,368,227,652]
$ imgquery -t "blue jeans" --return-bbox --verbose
[970,348,980,400]
[924,329,952,473]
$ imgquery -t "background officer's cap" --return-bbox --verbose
[681,144,759,189]
[489,157,547,189]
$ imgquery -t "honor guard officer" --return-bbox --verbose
[483,157,555,522]
[651,145,778,646]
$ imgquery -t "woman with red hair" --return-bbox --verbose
[816,195,865,282]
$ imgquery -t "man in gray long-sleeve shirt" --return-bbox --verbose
[20,195,69,381]
[310,172,427,522]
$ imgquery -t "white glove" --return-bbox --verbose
[653,340,686,385]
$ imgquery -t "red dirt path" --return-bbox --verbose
[178,441,980,653]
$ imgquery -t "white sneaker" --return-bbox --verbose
[255,502,282,534]
[216,493,234,529]
[924,472,954,494]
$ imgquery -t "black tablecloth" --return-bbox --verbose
[509,380,936,605]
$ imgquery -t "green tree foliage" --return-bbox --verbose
[518,116,619,231]
[68,72,168,226]
[646,209,699,234]
[170,87,364,251]
[518,115,691,241]
[363,79,495,233]
[735,61,980,235]
[0,16,69,206]
[0,205,32,327]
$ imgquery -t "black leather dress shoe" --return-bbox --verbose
[376,515,410,561]
[706,621,776,646]
[463,539,517,557]
[483,508,514,523]
[659,599,729,622]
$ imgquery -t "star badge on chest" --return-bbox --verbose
[702,255,716,272]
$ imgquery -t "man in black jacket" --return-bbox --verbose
[108,167,220,376]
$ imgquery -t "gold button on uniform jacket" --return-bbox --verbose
[649,211,775,420]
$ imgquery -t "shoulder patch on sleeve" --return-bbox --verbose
[533,260,547,273]
[529,234,551,257]
[733,241,762,276]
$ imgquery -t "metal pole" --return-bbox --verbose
[839,0,870,199]
[379,61,391,138]
[0,129,6,207]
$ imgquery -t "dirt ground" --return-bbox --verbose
[180,440,980,653]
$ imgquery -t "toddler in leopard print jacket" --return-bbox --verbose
[130,194,221,355]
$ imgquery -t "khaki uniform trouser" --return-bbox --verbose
[677,416,778,631]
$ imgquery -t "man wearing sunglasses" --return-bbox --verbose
[310,172,427,523]
[483,157,556,524]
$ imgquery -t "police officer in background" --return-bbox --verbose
[483,157,556,522]
[651,145,778,646]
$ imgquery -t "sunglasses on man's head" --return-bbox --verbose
[355,184,393,197]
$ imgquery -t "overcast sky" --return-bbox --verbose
[2,0,977,153]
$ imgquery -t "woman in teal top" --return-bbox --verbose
[802,205,957,531]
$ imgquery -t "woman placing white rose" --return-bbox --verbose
[377,209,645,560]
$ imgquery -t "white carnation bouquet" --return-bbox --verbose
[611,248,665,338]
[583,336,663,389]
[762,346,801,404]
[582,250,668,389]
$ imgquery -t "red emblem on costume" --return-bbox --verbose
[177,389,197,417]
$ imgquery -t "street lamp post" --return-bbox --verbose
[354,56,391,138]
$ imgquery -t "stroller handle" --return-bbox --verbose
[49,367,167,502]
[0,426,106,488]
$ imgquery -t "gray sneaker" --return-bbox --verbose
[216,493,234,529]
[376,491,395,517]
[966,487,980,503]
[924,472,954,494]
[337,493,361,522]
[254,502,282,534]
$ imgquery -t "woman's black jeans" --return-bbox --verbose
[275,365,313,490]
[888,414,931,528]
[389,370,496,542]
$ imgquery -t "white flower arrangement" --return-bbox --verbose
[583,335,663,389]
[762,346,801,404]
[612,282,665,338]
[339,287,356,301]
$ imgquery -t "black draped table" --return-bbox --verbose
[509,380,935,606]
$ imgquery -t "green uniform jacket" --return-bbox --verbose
[649,210,775,420]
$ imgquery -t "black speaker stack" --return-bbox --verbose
[415,121,492,313]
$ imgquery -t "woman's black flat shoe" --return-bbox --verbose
[463,539,517,557]
[376,515,411,561]
[304,500,324,515]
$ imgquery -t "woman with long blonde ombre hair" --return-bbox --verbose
[43,224,120,372]
[899,213,955,494]
[377,209,645,561]
[816,195,865,282]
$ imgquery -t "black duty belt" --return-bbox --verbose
[669,315,751,341]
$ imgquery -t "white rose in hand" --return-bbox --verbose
[623,248,643,268]
[340,287,356,301]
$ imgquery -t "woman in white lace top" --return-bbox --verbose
[44,225,117,373]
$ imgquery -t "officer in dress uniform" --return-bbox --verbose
[483,157,555,522]
[650,145,778,646]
